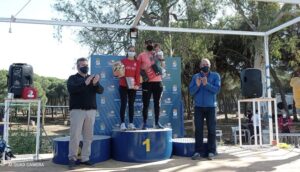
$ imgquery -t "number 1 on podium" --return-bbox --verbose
[142,138,150,152]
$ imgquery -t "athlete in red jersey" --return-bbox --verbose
[119,46,140,130]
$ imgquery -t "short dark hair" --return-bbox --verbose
[76,57,88,66]
[127,45,135,50]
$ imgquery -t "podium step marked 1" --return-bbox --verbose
[172,138,208,157]
[112,128,172,162]
[52,135,111,165]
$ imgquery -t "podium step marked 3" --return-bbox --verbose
[172,138,208,157]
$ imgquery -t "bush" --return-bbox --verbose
[8,125,36,154]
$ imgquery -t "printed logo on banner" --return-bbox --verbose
[172,60,177,68]
[100,122,106,130]
[136,101,143,105]
[136,90,142,96]
[164,72,171,80]
[108,84,116,91]
[148,109,153,118]
[164,97,172,104]
[100,71,106,79]
[96,111,100,117]
[109,60,116,66]
[160,109,167,117]
[100,97,105,105]
[172,84,178,93]
[135,102,143,108]
[114,98,120,102]
[135,110,142,117]
[163,85,166,91]
[173,109,178,118]
[109,110,115,117]
[96,58,101,65]
[135,102,143,117]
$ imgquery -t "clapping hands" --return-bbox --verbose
[85,74,101,86]
[93,74,100,85]
[196,76,207,87]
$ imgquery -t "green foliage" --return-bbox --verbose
[46,80,68,105]
[0,69,67,107]
[51,0,300,118]
[0,70,8,102]
[8,124,52,154]
[53,0,222,117]
[53,0,221,55]
[9,125,36,154]
[40,136,53,153]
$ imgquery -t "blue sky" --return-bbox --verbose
[0,0,89,79]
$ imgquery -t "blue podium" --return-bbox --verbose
[112,128,172,162]
[172,138,208,157]
[52,135,111,165]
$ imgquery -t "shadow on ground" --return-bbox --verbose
[2,146,300,172]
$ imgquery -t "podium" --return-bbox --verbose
[172,138,208,157]
[52,135,111,165]
[112,128,172,162]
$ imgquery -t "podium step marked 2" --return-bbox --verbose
[172,138,208,157]
[52,135,111,165]
[112,128,172,162]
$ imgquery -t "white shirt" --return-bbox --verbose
[251,113,260,127]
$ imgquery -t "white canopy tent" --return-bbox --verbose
[0,0,299,143]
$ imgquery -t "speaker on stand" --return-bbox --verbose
[7,63,34,98]
[240,68,263,98]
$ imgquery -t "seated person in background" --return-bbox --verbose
[279,114,293,133]
[251,110,260,136]
[245,110,254,136]
[246,110,253,124]
[246,110,260,137]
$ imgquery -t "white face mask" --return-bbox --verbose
[128,52,136,58]
[157,51,163,56]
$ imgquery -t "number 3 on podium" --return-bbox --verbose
[142,138,150,152]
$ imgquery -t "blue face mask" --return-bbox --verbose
[201,66,209,73]
[79,66,89,74]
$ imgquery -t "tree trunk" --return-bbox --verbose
[270,67,290,116]
[187,92,192,120]
[224,96,228,121]
[254,38,267,97]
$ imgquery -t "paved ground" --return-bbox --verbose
[1,146,300,172]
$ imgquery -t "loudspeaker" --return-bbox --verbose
[7,63,33,98]
[240,68,262,98]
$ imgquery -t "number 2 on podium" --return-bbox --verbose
[143,138,150,152]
